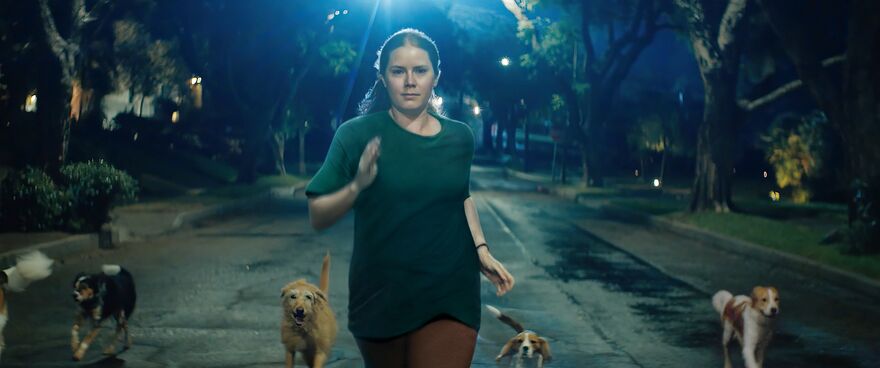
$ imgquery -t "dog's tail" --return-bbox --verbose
[2,251,54,292]
[486,305,525,333]
[712,290,733,315]
[319,251,330,295]
[102,264,122,276]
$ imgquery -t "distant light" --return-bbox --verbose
[769,190,781,201]
[24,93,37,112]
[133,133,139,141]
[763,171,768,178]
[171,111,179,123]
[190,76,202,85]
[343,9,349,15]
[334,10,340,15]
[678,91,684,104]
[635,169,639,177]
[500,57,510,67]
[653,179,661,187]
[327,13,335,21]
[473,105,481,116]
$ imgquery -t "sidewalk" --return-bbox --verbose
[0,183,306,265]
[500,165,880,300]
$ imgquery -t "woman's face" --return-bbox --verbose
[381,43,437,114]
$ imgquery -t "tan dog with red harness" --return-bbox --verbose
[712,286,780,368]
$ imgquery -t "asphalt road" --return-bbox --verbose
[2,167,877,367]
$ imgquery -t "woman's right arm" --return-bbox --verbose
[308,137,381,230]
[308,182,361,230]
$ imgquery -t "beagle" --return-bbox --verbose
[486,305,552,367]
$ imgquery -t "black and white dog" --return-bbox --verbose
[71,265,136,361]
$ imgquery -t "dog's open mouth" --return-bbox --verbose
[293,310,306,326]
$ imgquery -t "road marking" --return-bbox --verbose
[480,197,536,265]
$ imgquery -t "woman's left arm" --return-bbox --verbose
[464,197,515,296]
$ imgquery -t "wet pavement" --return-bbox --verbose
[1,167,878,367]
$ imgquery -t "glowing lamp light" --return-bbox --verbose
[171,111,179,123]
[473,105,481,116]
[327,13,335,21]
[653,179,661,187]
[763,171,768,178]
[634,169,639,177]
[500,57,510,67]
[343,9,349,14]
[190,76,202,85]
[334,10,340,15]
[769,191,781,201]
[24,93,37,112]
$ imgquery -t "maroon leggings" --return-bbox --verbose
[355,316,478,368]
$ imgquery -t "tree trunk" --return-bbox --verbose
[580,146,590,187]
[639,156,646,183]
[505,106,516,155]
[676,0,747,212]
[37,0,87,170]
[272,132,286,176]
[690,73,738,212]
[139,94,146,117]
[523,119,530,172]
[482,112,494,152]
[299,128,306,175]
[660,146,668,185]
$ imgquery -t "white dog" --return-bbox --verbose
[712,286,780,368]
[0,251,54,359]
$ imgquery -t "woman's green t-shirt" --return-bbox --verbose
[305,111,481,339]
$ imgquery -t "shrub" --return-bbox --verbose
[0,167,68,231]
[761,111,828,204]
[61,160,138,232]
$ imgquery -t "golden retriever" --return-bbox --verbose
[280,252,336,368]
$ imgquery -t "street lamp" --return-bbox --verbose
[189,76,203,109]
[500,57,511,67]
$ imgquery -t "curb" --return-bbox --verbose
[147,184,305,237]
[547,183,880,301]
[503,167,554,183]
[0,184,304,264]
[0,234,97,266]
